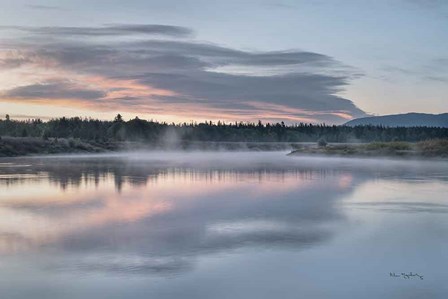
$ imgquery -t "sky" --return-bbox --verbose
[0,0,447,124]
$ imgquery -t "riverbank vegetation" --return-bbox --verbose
[1,114,447,143]
[288,139,448,158]
[1,114,448,157]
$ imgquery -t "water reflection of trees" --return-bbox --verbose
[0,156,362,275]
[46,173,354,276]
[0,158,353,192]
[2,156,447,193]
[1,156,447,277]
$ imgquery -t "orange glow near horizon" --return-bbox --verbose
[0,56,357,124]
[0,95,356,124]
[0,165,350,254]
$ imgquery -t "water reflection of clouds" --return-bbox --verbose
[0,155,359,275]
[344,179,448,214]
[0,154,447,276]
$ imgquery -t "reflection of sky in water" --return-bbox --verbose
[0,152,447,299]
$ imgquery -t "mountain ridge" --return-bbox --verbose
[345,113,448,128]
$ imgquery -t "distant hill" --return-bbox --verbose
[345,113,448,128]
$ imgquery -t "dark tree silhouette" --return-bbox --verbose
[0,115,447,143]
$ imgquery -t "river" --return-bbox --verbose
[0,152,447,298]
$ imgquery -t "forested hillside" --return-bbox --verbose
[1,114,447,143]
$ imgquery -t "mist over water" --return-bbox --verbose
[0,152,447,299]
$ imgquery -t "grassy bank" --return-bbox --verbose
[0,137,120,157]
[288,139,448,159]
[2,136,447,158]
[0,137,302,157]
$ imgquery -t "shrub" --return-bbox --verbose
[417,139,448,157]
[317,138,327,147]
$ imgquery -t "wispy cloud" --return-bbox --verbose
[2,80,106,100]
[380,57,448,83]
[26,4,66,11]
[0,24,365,123]
[0,24,193,38]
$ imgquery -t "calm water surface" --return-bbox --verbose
[0,152,447,299]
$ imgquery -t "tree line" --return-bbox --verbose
[0,114,447,143]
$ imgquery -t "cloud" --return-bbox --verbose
[27,4,66,11]
[380,58,448,84]
[405,0,448,9]
[0,157,355,273]
[2,81,106,100]
[264,1,299,10]
[0,24,193,38]
[0,24,366,123]
[0,57,30,69]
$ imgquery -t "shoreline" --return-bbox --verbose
[1,137,447,160]
[0,137,301,157]
[287,140,448,160]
